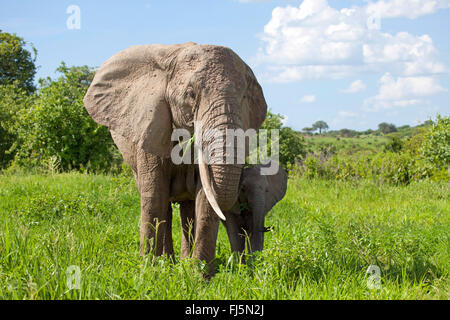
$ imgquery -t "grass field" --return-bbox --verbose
[0,172,448,299]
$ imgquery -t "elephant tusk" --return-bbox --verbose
[197,145,227,221]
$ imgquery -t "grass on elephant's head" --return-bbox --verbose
[0,172,448,299]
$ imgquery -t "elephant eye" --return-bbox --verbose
[186,88,196,100]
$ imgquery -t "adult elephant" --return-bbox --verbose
[83,42,267,276]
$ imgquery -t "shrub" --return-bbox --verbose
[402,128,426,156]
[0,83,35,168]
[378,122,397,134]
[260,110,306,169]
[421,115,449,169]
[13,63,120,172]
[293,150,448,185]
[383,137,403,153]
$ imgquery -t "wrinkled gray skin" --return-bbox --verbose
[83,42,267,277]
[175,163,287,260]
[223,164,287,255]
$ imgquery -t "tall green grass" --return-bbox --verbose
[0,173,448,299]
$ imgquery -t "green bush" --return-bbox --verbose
[293,150,447,185]
[402,128,426,156]
[383,137,403,153]
[421,114,449,169]
[294,115,449,185]
[12,63,120,172]
[0,83,35,168]
[260,110,306,169]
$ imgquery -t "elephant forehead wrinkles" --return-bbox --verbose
[180,46,247,91]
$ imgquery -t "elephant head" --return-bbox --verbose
[226,163,288,254]
[83,42,267,220]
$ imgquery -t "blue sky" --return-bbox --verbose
[1,0,449,131]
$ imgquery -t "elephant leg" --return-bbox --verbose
[180,201,195,260]
[136,150,171,256]
[194,188,220,278]
[162,204,174,260]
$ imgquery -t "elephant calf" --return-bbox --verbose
[222,163,288,255]
[178,163,287,259]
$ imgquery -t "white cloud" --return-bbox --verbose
[300,95,316,103]
[363,73,446,111]
[340,80,366,93]
[377,73,445,100]
[268,65,357,82]
[259,0,366,66]
[366,0,450,19]
[256,0,449,82]
[362,32,447,75]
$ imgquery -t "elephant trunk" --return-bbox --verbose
[196,99,244,220]
[249,193,265,253]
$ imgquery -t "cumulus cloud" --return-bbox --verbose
[259,0,366,66]
[366,0,450,19]
[300,95,316,103]
[362,32,447,75]
[363,73,446,111]
[256,0,449,82]
[340,80,366,93]
[267,64,360,82]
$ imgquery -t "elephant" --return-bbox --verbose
[222,163,287,256]
[83,42,268,277]
[175,162,287,260]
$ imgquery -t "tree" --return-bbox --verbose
[398,125,411,131]
[383,137,403,153]
[378,122,397,134]
[339,128,358,138]
[421,114,449,169]
[14,62,118,172]
[261,109,284,130]
[0,83,35,168]
[312,120,329,134]
[260,110,306,168]
[278,127,306,167]
[0,30,37,93]
[362,129,374,135]
[302,127,314,135]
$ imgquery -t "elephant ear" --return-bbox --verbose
[263,165,288,214]
[244,66,267,130]
[84,44,192,157]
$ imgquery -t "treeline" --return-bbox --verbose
[1,30,449,184]
[0,63,122,173]
[267,113,449,184]
[0,31,120,173]
[293,116,449,185]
